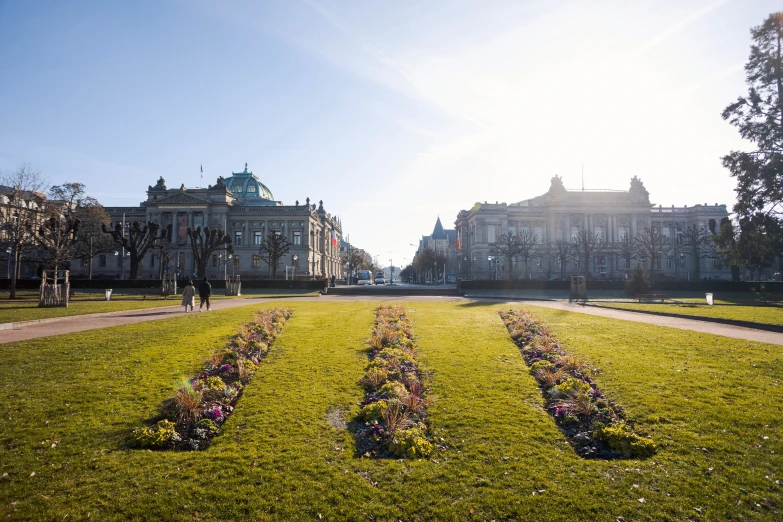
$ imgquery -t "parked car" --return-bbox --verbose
[374,272,385,285]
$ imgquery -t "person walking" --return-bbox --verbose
[198,276,212,312]
[181,280,196,313]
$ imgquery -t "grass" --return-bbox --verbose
[0,290,319,324]
[0,301,781,520]
[592,300,783,327]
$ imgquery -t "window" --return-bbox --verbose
[679,255,686,269]
[535,258,542,269]
[234,231,243,245]
[594,227,603,243]
[534,226,544,243]
[254,231,263,245]
[149,255,154,267]
[571,226,580,240]
[233,256,240,268]
[252,254,260,268]
[178,253,186,270]
[81,257,88,267]
[655,258,662,269]
[712,258,718,268]
[212,255,218,267]
[667,257,674,269]
[662,227,671,244]
[508,226,516,236]
[293,231,301,245]
[487,225,495,244]
[99,255,106,267]
[618,226,628,240]
[597,255,606,266]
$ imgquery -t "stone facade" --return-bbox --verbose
[454,176,731,281]
[70,165,344,280]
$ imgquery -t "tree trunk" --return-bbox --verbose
[129,251,139,279]
[88,256,93,280]
[9,247,17,299]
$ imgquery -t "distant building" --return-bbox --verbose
[69,164,344,280]
[416,217,459,279]
[454,176,731,281]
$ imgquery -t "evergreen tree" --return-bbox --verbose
[722,12,783,219]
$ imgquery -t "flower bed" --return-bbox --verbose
[128,308,293,451]
[353,305,435,458]
[499,309,655,459]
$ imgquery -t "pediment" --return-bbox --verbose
[150,192,209,207]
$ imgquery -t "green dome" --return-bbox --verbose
[224,163,274,201]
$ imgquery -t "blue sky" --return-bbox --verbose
[0,0,778,265]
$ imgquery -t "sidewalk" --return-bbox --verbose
[3,295,782,346]
[510,299,783,346]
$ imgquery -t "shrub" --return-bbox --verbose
[129,420,178,449]
[529,360,554,373]
[202,376,225,391]
[360,367,389,390]
[595,422,656,458]
[174,385,203,425]
[194,418,220,434]
[552,377,592,399]
[379,381,407,398]
[388,425,434,458]
[359,400,388,422]
[625,263,650,296]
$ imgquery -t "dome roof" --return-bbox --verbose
[224,163,274,201]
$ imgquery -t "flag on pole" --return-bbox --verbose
[457,232,461,250]
[331,228,338,247]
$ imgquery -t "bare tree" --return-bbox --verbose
[493,232,522,278]
[150,236,176,279]
[187,226,233,278]
[612,232,639,278]
[547,239,571,278]
[32,182,92,273]
[517,230,541,279]
[74,202,114,279]
[258,232,290,279]
[635,226,671,281]
[415,248,436,283]
[342,246,366,284]
[102,221,167,279]
[681,224,714,281]
[569,229,606,279]
[0,164,48,298]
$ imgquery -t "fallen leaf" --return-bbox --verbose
[637,498,646,504]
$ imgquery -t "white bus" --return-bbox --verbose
[357,270,373,285]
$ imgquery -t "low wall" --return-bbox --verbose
[457,279,783,293]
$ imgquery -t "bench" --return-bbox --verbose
[140,291,170,300]
[635,294,667,302]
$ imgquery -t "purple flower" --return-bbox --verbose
[554,407,566,417]
[221,364,232,374]
[205,407,224,422]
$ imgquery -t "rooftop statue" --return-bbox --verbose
[148,176,167,191]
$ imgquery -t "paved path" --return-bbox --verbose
[0,295,463,344]
[510,299,783,345]
[2,295,782,346]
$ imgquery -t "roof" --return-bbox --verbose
[431,217,446,239]
[223,163,274,202]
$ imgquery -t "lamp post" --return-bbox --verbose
[5,247,11,279]
[310,230,316,280]
[292,254,298,279]
[114,250,130,280]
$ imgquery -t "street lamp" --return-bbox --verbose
[114,250,130,280]
[310,230,316,280]
[5,247,11,279]
[292,254,299,279]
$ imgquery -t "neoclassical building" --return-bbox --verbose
[72,164,344,280]
[454,176,731,281]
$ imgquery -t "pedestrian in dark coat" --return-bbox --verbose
[198,277,212,312]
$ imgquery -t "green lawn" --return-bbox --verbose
[0,290,319,324]
[593,301,783,326]
[0,301,781,520]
